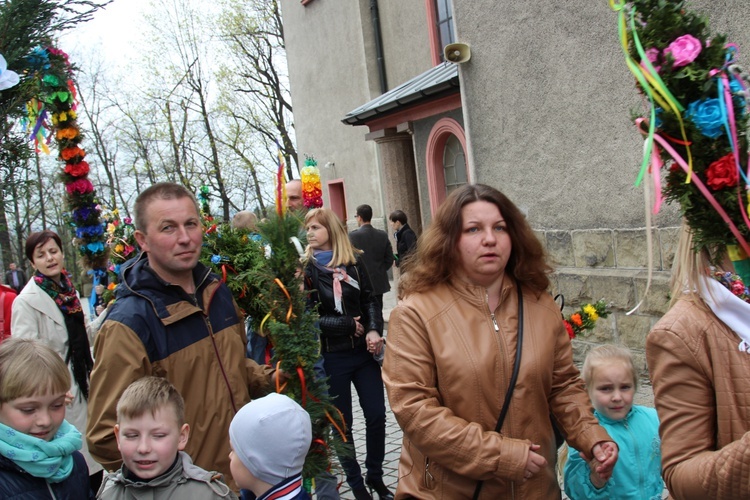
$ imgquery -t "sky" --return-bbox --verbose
[59,0,152,68]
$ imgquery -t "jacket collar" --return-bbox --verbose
[594,406,636,425]
[117,252,216,323]
[449,273,515,308]
[19,281,65,326]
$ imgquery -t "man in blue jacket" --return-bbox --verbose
[86,182,277,492]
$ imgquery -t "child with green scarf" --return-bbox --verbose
[0,338,93,498]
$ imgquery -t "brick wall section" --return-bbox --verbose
[537,226,680,375]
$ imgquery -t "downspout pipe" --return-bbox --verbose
[370,0,388,94]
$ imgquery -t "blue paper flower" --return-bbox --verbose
[211,254,223,264]
[686,98,725,138]
[26,47,50,71]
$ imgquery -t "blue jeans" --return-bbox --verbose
[324,345,386,491]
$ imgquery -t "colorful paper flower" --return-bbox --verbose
[640,47,662,74]
[65,178,94,195]
[64,161,90,177]
[686,98,725,139]
[706,153,739,190]
[664,34,702,68]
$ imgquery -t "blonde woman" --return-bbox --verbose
[303,208,392,500]
[647,224,750,499]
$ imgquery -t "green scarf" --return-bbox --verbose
[0,419,81,483]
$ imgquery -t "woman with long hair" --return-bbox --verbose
[11,230,102,489]
[382,184,617,499]
[303,208,392,500]
[646,224,750,499]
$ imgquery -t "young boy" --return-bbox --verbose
[98,376,238,499]
[229,393,312,500]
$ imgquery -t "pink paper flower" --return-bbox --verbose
[65,178,93,195]
[664,34,702,68]
[641,47,661,73]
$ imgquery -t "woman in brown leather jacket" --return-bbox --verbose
[303,208,392,500]
[647,224,750,500]
[382,184,617,499]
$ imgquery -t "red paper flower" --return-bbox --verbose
[706,153,739,190]
[563,320,575,339]
[65,178,93,195]
[64,160,89,177]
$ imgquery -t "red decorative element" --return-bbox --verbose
[563,320,575,339]
[706,153,739,190]
[64,160,89,177]
[65,178,93,194]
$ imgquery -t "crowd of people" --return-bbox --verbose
[0,181,747,500]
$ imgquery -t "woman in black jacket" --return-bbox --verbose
[303,208,392,500]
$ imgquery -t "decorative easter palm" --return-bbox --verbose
[609,0,750,280]
[24,46,107,270]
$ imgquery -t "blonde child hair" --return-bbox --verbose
[0,338,70,403]
[581,344,639,393]
[116,376,186,425]
[303,208,362,267]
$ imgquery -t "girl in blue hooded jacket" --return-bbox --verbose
[563,344,664,500]
[0,338,93,499]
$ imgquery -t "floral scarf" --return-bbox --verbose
[34,271,93,399]
[312,250,360,314]
[0,419,81,483]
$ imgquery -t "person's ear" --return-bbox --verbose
[114,424,122,450]
[177,423,190,451]
[134,230,148,252]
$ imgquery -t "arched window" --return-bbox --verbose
[443,134,467,194]
[426,118,468,214]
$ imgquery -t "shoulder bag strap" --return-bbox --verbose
[472,284,524,500]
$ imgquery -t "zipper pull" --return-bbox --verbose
[491,314,499,332]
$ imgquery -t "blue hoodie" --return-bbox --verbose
[564,405,664,500]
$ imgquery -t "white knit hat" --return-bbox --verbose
[229,393,312,485]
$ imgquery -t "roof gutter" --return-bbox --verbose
[370,0,388,94]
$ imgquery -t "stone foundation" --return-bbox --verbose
[539,226,680,373]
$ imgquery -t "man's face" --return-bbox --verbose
[286,181,304,211]
[134,197,203,285]
[8,263,15,271]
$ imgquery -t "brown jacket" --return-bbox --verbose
[383,276,611,499]
[647,298,750,500]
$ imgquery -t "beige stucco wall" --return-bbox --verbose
[280,0,433,225]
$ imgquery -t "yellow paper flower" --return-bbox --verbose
[114,243,124,253]
[583,304,598,321]
[107,223,116,234]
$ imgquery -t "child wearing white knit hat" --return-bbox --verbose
[228,393,312,500]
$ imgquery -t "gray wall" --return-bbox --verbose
[453,0,750,231]
[280,0,434,223]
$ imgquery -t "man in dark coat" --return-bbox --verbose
[389,210,418,270]
[4,263,25,293]
[349,204,394,310]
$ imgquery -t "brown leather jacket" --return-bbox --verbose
[383,276,611,499]
[647,298,750,500]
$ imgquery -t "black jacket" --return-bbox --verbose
[394,223,417,268]
[305,258,383,353]
[349,224,394,295]
[0,451,93,499]
[4,269,26,293]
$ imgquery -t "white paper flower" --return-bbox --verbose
[0,54,20,91]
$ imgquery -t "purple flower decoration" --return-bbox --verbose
[664,34,702,68]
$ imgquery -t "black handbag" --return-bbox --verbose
[472,284,524,500]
